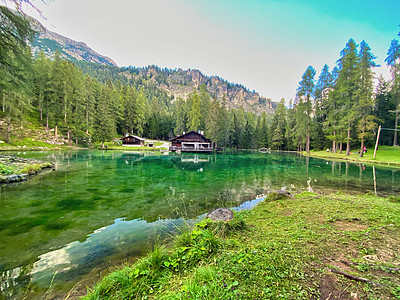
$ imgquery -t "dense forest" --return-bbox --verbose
[1,5,399,153]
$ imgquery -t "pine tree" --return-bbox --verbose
[188,93,201,132]
[285,101,296,150]
[2,47,33,142]
[313,65,332,150]
[205,97,220,146]
[385,35,400,146]
[356,40,376,157]
[134,89,147,136]
[270,99,287,150]
[374,76,394,145]
[198,84,211,130]
[92,84,116,148]
[231,107,246,149]
[296,66,315,153]
[0,6,35,84]
[336,39,360,155]
[173,98,187,136]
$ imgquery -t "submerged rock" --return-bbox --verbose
[207,208,233,221]
[6,174,27,183]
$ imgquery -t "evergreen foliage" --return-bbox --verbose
[1,23,399,153]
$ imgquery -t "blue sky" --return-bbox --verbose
[15,0,400,102]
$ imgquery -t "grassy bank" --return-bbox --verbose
[303,146,400,167]
[82,192,400,299]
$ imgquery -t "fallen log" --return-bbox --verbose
[327,268,382,286]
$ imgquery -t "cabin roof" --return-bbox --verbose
[120,135,145,141]
[170,131,211,142]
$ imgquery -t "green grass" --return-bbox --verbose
[10,137,59,148]
[83,192,400,299]
[20,162,53,175]
[0,137,68,151]
[305,145,400,167]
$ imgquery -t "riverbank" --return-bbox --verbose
[82,191,400,299]
[0,155,54,183]
[302,146,400,168]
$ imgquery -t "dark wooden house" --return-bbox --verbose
[121,135,145,146]
[170,131,213,152]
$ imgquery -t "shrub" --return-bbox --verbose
[0,164,13,175]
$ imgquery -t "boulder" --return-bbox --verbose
[207,208,233,221]
[6,174,27,183]
[273,190,292,196]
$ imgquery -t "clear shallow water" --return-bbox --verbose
[0,150,399,299]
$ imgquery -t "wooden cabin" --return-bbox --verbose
[170,131,213,153]
[121,135,145,146]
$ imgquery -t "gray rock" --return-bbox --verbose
[6,174,27,183]
[273,190,292,196]
[207,208,233,221]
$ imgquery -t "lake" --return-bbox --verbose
[0,150,399,299]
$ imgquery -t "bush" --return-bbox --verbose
[20,164,42,175]
[0,164,13,175]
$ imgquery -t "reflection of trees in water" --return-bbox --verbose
[0,264,33,299]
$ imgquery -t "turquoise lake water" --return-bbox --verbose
[0,150,399,299]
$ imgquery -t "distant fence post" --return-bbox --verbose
[373,125,382,159]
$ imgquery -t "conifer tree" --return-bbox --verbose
[335,39,360,155]
[385,34,400,146]
[270,99,287,150]
[296,66,315,153]
[173,98,187,136]
[374,76,394,145]
[205,97,220,146]
[188,93,201,132]
[92,84,116,148]
[356,40,376,157]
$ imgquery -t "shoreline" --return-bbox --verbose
[301,149,400,169]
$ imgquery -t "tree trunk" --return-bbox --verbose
[86,110,89,135]
[339,141,343,154]
[6,117,11,143]
[359,128,365,158]
[55,125,58,139]
[346,129,351,156]
[332,130,336,153]
[394,107,399,146]
[2,93,5,112]
[306,125,310,153]
[46,114,49,132]
[101,141,104,149]
[67,129,71,145]
[39,90,43,121]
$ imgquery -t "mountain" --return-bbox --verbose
[29,19,117,67]
[134,66,276,113]
[29,18,275,114]
[77,63,277,114]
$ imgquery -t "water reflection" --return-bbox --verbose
[1,216,197,299]
[0,150,399,299]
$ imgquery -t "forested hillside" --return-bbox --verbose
[1,5,399,153]
[76,62,276,115]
